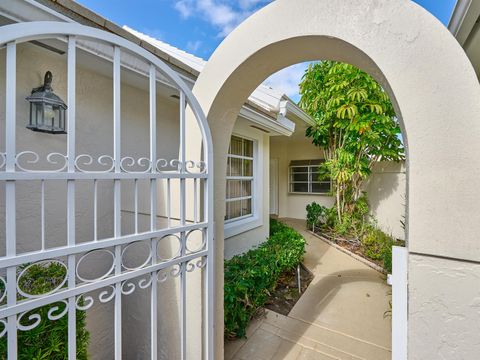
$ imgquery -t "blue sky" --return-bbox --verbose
[76,0,457,100]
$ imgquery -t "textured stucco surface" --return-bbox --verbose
[408,254,480,359]
[192,0,480,357]
[364,162,406,240]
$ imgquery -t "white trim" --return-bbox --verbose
[448,0,472,37]
[239,106,295,136]
[279,100,315,126]
[269,158,279,215]
[0,0,73,23]
[391,246,408,360]
[225,196,253,203]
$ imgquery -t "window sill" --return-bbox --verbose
[288,192,332,196]
[224,215,262,239]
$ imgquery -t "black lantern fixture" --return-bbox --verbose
[26,71,67,134]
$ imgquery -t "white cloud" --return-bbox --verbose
[174,0,193,18]
[186,40,202,52]
[263,63,310,102]
[173,0,271,37]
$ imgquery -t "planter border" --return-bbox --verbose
[307,230,387,275]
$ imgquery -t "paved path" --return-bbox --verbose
[225,218,392,360]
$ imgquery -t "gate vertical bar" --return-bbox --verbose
[5,41,17,360]
[93,179,98,241]
[113,45,122,360]
[66,36,77,360]
[149,64,158,360]
[179,91,187,360]
[204,143,214,360]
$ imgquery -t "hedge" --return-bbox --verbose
[224,219,306,338]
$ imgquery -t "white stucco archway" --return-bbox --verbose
[192,0,480,358]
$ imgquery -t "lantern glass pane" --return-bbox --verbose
[44,104,55,129]
[29,103,32,126]
[36,104,43,127]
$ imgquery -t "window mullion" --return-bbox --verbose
[308,166,313,193]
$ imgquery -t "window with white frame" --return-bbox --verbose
[289,160,331,194]
[225,135,255,221]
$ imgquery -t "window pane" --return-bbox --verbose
[243,139,253,157]
[292,173,308,182]
[226,200,242,220]
[226,135,255,221]
[242,181,252,197]
[227,180,242,199]
[229,157,242,176]
[229,136,243,156]
[241,199,252,217]
[243,159,253,176]
[292,183,309,193]
[312,182,331,193]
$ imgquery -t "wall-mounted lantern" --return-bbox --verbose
[26,71,67,134]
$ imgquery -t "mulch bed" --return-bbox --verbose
[317,230,386,268]
[310,227,405,274]
[264,263,314,316]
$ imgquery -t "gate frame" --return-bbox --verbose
[0,21,215,360]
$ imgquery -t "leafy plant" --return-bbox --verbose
[307,193,371,239]
[299,61,404,223]
[361,226,396,272]
[306,202,329,230]
[224,219,306,338]
[0,263,90,360]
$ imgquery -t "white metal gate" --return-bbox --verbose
[0,22,214,359]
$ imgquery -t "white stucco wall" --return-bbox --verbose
[271,136,406,240]
[270,135,333,219]
[365,161,406,240]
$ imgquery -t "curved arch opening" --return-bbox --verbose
[219,54,406,356]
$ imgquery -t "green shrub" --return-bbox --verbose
[0,263,90,360]
[306,202,324,229]
[224,219,306,338]
[383,246,393,274]
[307,194,371,238]
[361,227,396,271]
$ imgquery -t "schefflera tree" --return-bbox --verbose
[299,61,404,223]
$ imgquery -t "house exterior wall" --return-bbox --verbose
[270,135,334,220]
[270,136,406,240]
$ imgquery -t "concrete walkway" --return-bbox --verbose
[225,218,392,360]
